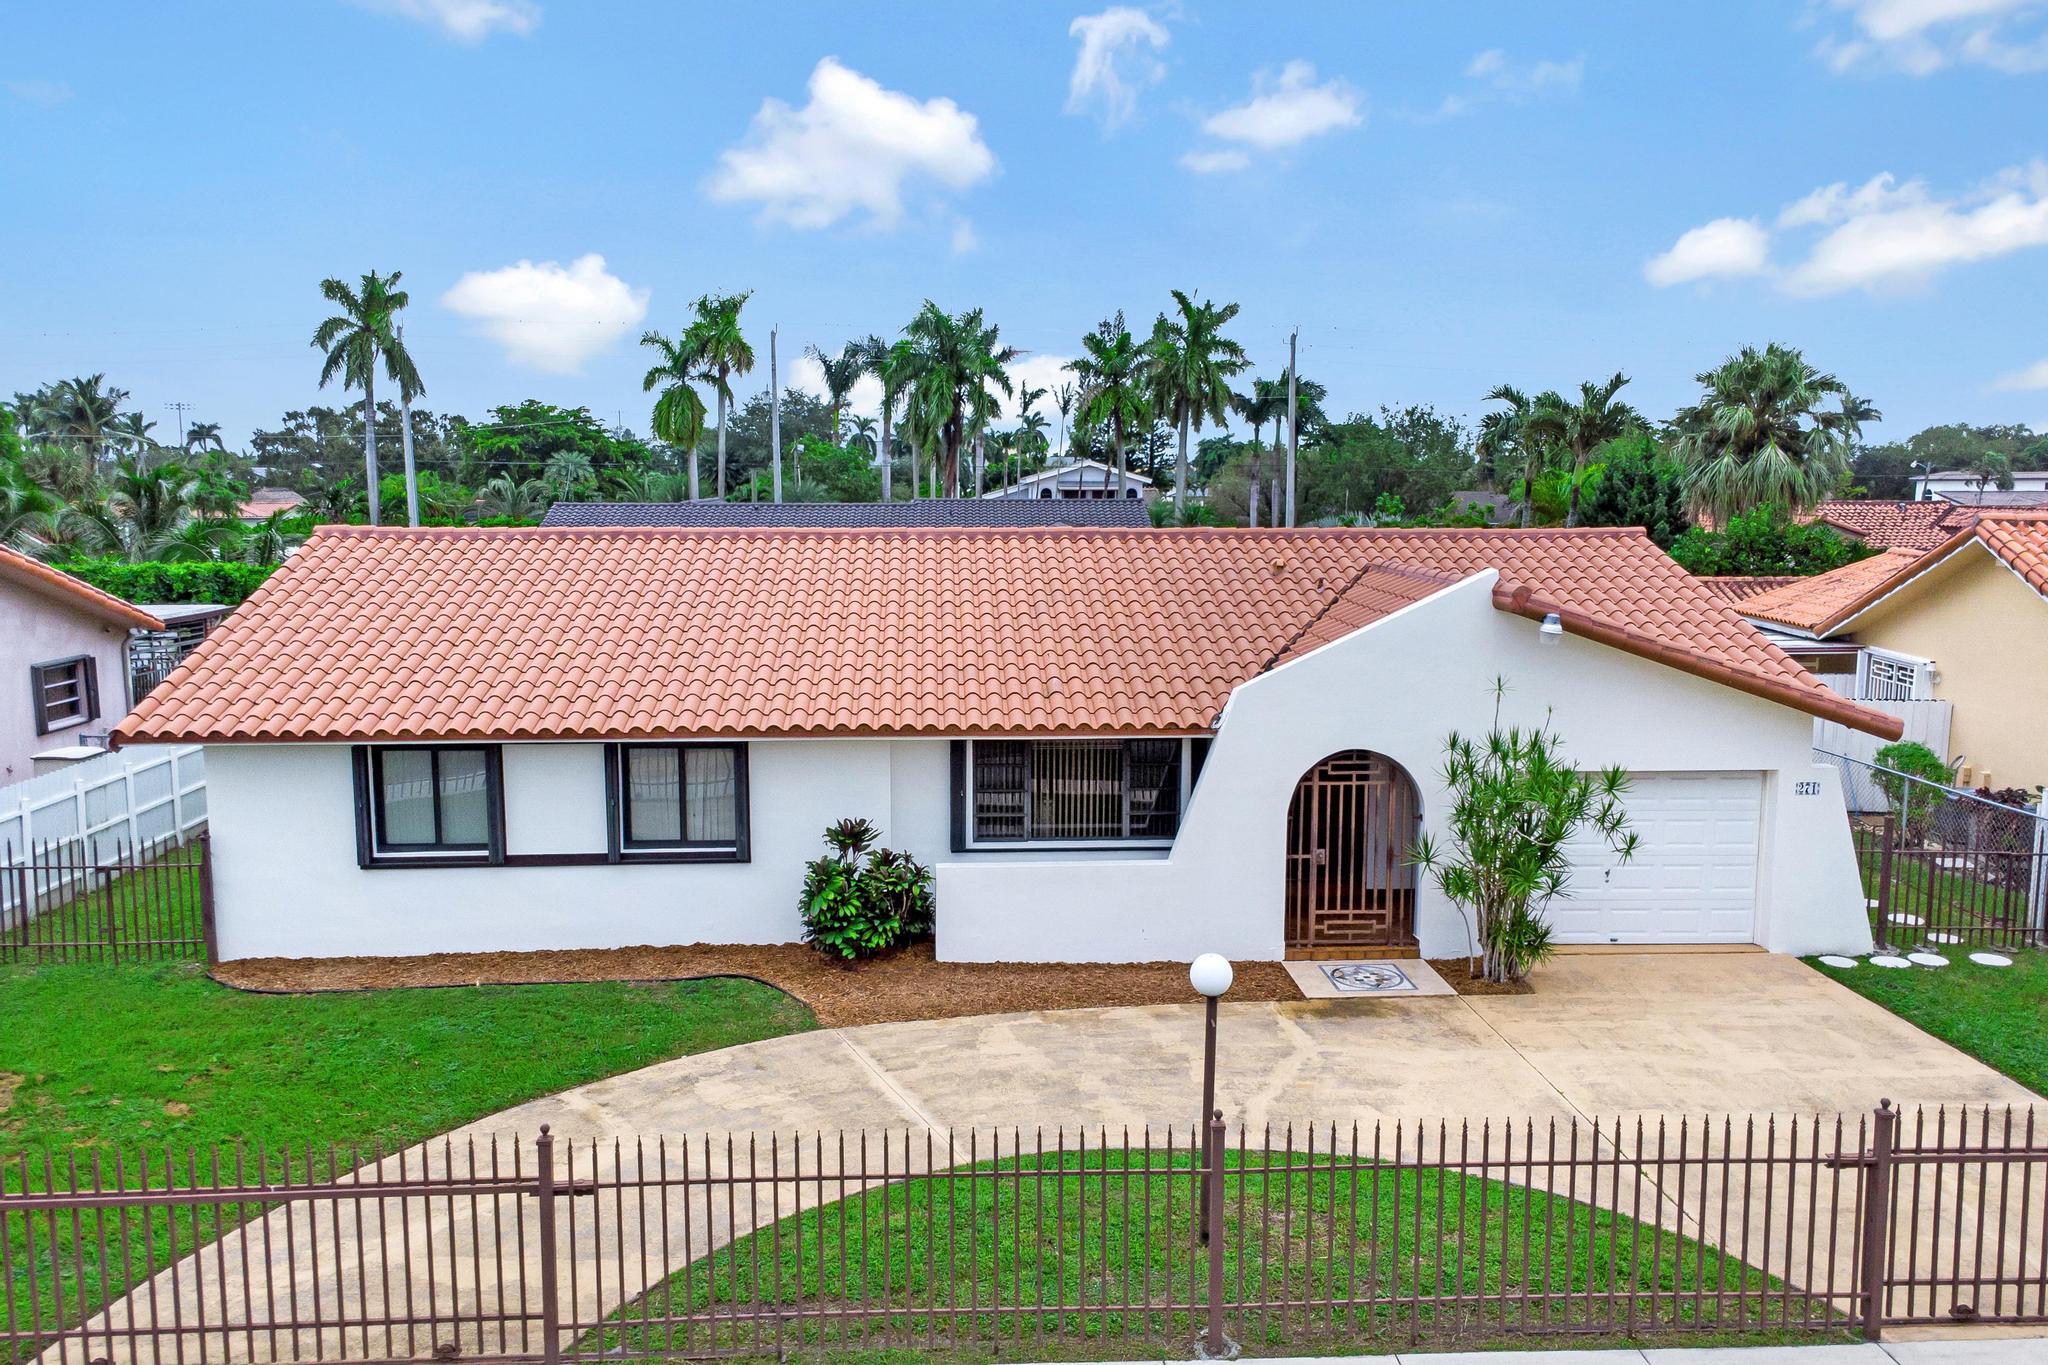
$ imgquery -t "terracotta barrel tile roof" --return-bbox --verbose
[0,545,164,630]
[1811,499,1978,551]
[1975,513,2048,599]
[1736,548,1930,634]
[113,525,1899,747]
[1697,575,1801,604]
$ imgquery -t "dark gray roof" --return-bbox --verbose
[539,499,1155,529]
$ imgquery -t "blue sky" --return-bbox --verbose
[4,0,2047,448]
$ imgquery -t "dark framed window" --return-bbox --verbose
[31,655,99,735]
[352,745,504,866]
[605,743,750,862]
[957,738,1192,847]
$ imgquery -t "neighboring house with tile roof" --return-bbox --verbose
[237,487,306,522]
[1808,499,1979,551]
[0,546,164,784]
[1739,515,2048,789]
[538,498,1152,529]
[115,525,1894,964]
[1911,469,2048,502]
[982,458,1155,501]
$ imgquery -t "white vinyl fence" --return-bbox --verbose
[1812,700,1952,810]
[0,744,206,871]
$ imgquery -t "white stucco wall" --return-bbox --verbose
[936,572,1874,962]
[2,577,134,784]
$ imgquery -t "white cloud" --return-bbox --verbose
[350,0,540,43]
[1422,49,1582,120]
[1782,163,2048,295]
[1197,61,1362,154]
[440,254,648,373]
[1646,161,2048,298]
[6,78,73,107]
[1816,0,2047,74]
[950,218,980,254]
[1066,6,1169,129]
[1993,357,2048,390]
[1643,217,1773,287]
[706,57,996,231]
[1179,148,1251,175]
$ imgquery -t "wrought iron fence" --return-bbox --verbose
[0,833,213,965]
[4,1102,2043,1365]
[1819,749,2048,949]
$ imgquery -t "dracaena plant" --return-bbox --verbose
[801,820,933,961]
[1410,681,1637,985]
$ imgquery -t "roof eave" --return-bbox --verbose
[1493,584,1905,741]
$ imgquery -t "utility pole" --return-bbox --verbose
[166,401,193,452]
[770,327,783,504]
[1285,329,1299,528]
[397,322,420,528]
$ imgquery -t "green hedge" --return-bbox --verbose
[54,558,278,606]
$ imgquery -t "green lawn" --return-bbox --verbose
[1808,949,2048,1097]
[1,958,816,1361]
[590,1148,1841,1361]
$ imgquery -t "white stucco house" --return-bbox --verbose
[113,524,1900,964]
[984,459,1155,501]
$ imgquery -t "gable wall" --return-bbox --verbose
[1,577,133,783]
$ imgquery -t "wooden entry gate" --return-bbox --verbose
[1285,750,1420,952]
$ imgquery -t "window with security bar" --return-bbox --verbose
[968,738,1188,843]
[1863,653,1924,702]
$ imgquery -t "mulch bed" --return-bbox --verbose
[212,942,1309,1029]
[1426,958,1534,996]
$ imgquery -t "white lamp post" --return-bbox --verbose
[1189,952,1232,1270]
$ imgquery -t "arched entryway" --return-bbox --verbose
[1285,750,1422,955]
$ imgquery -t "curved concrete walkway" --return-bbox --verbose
[63,953,2041,1365]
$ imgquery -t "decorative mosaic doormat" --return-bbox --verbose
[1283,958,1455,999]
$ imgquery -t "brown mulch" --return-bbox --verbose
[212,942,1308,1029]
[1426,957,1534,996]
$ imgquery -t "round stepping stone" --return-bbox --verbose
[1929,932,1962,944]
[1891,913,1925,927]
[1866,898,1881,909]
[1869,955,1912,968]
[1969,952,2013,968]
[1907,952,1950,967]
[1818,955,1859,969]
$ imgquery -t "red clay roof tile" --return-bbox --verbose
[113,524,1897,746]
[0,545,163,630]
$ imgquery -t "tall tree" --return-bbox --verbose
[1673,343,1874,524]
[1068,313,1149,498]
[683,291,755,499]
[1477,384,1550,528]
[182,421,226,454]
[1051,382,1077,460]
[902,303,1016,497]
[1230,379,1286,526]
[639,329,711,500]
[17,375,132,467]
[310,271,421,528]
[1146,290,1249,514]
[1521,372,1639,527]
[806,342,866,442]
[859,334,918,501]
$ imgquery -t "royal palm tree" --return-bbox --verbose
[1231,379,1286,526]
[806,342,866,442]
[1051,382,1077,460]
[1478,384,1546,527]
[1672,343,1872,523]
[1522,373,1640,527]
[1015,410,1051,478]
[858,334,919,500]
[683,292,754,499]
[311,270,421,527]
[847,414,879,458]
[1068,313,1149,498]
[903,303,1016,497]
[1146,290,1249,514]
[640,329,711,500]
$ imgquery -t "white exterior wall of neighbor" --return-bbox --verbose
[203,571,1874,962]
[936,571,1874,963]
[1,577,134,786]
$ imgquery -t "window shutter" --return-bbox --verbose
[31,666,48,735]
[82,656,100,723]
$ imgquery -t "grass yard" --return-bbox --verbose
[589,1148,1841,1361]
[1,960,815,1160]
[1808,949,2048,1097]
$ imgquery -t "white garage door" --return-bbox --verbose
[1549,772,1762,945]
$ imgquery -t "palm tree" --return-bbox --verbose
[806,342,866,442]
[24,375,131,467]
[1231,380,1286,526]
[1068,313,1149,498]
[1479,385,1545,527]
[902,303,1017,497]
[0,459,60,554]
[182,421,226,454]
[477,476,549,521]
[1146,290,1249,515]
[1051,382,1077,460]
[543,450,596,501]
[243,509,298,566]
[847,414,879,458]
[640,329,711,500]
[683,292,755,499]
[1673,343,1873,524]
[311,270,422,528]
[1522,373,1640,527]
[861,334,919,500]
[1016,410,1051,478]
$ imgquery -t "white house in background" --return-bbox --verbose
[1911,469,2048,502]
[114,525,1899,964]
[983,459,1154,501]
[0,546,163,785]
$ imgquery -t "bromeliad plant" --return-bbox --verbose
[800,818,936,961]
[1410,687,1637,985]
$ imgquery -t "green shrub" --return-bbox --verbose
[1667,503,1874,577]
[53,557,277,606]
[1873,740,1958,842]
[799,818,935,960]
